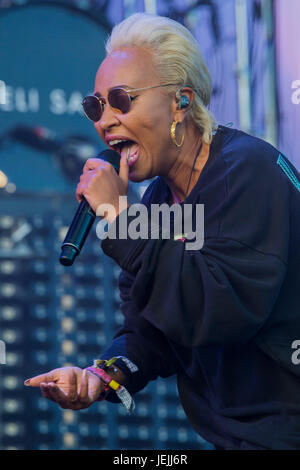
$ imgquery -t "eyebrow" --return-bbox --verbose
[94,84,134,96]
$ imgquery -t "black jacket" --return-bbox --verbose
[100,125,300,450]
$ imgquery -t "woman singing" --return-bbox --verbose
[25,13,300,450]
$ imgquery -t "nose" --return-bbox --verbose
[96,102,120,132]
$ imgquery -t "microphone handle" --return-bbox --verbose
[59,197,95,266]
[59,149,120,267]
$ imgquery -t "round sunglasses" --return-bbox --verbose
[81,83,181,122]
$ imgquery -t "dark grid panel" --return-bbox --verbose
[0,194,212,450]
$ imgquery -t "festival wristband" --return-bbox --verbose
[86,365,135,414]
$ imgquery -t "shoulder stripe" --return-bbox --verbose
[276,153,300,192]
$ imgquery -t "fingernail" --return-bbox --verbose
[24,379,31,386]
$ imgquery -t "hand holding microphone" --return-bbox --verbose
[59,149,128,266]
[76,150,129,214]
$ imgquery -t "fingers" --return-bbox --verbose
[67,369,78,402]
[76,159,126,211]
[39,370,90,410]
[76,169,97,203]
[76,165,106,203]
[119,153,129,191]
[40,382,68,407]
[83,158,103,173]
[25,372,55,387]
[79,369,89,402]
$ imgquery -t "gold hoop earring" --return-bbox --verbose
[170,121,184,147]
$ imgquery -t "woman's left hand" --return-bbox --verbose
[76,153,129,222]
[24,367,103,410]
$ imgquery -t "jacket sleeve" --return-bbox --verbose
[102,231,287,348]
[99,269,180,398]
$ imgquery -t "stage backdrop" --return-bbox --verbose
[0,3,108,193]
[275,0,300,170]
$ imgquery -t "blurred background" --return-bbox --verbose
[0,0,299,450]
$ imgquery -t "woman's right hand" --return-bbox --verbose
[24,366,104,410]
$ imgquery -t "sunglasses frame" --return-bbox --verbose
[82,83,183,122]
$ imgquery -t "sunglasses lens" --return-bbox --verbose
[108,88,131,114]
[82,95,102,122]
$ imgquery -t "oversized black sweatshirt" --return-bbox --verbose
[99,125,300,450]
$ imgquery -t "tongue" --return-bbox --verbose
[121,142,139,160]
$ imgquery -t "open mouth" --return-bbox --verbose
[108,139,140,167]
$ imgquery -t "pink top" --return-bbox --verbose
[170,189,181,204]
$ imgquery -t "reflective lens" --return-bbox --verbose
[82,95,103,122]
[108,88,131,114]
[82,88,132,122]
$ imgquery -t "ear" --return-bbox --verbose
[172,87,195,123]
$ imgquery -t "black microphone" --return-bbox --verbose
[59,149,121,266]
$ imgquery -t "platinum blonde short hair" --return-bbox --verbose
[105,13,218,144]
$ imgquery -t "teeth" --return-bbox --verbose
[109,139,127,146]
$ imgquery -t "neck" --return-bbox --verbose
[163,128,210,202]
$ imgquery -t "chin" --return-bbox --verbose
[129,172,146,183]
[128,165,152,183]
[128,157,156,183]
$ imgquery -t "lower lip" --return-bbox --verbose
[127,148,139,167]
